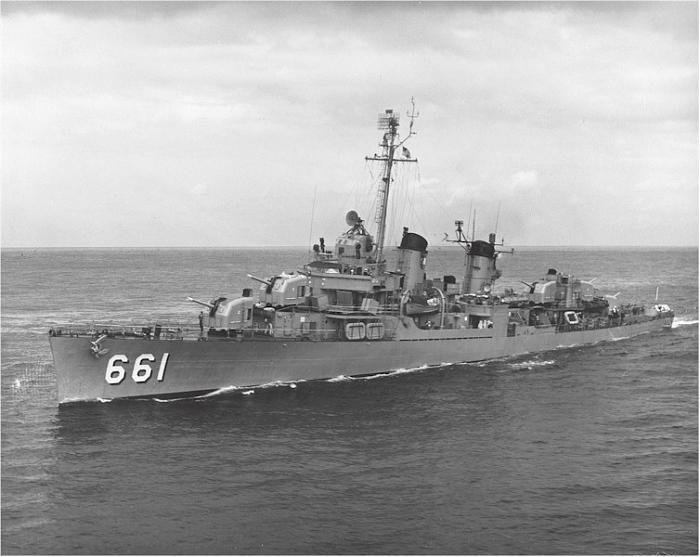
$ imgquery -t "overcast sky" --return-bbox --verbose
[2,1,697,247]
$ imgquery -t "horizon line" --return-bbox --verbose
[2,244,698,250]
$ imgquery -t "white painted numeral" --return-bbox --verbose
[132,353,155,383]
[156,353,169,382]
[106,355,128,385]
[104,353,171,385]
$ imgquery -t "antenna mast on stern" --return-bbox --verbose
[365,98,418,274]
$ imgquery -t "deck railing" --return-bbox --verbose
[49,321,200,340]
[49,318,401,343]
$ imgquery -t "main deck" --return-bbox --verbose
[50,310,673,404]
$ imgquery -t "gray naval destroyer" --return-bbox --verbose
[49,102,674,404]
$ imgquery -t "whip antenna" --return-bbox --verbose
[307,184,318,258]
[494,202,501,237]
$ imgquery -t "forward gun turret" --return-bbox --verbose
[246,274,272,287]
[187,296,215,309]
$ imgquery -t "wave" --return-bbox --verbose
[195,385,239,399]
[326,363,435,384]
[672,316,699,329]
[259,379,301,389]
[359,364,432,381]
[153,384,240,403]
[152,378,305,402]
[1,326,54,335]
[468,355,518,368]
[507,359,556,370]
[3,362,55,401]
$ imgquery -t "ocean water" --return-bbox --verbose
[1,246,697,554]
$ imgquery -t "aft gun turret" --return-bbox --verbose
[527,269,599,309]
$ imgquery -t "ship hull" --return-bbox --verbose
[50,315,673,404]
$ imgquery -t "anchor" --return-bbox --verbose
[89,334,110,358]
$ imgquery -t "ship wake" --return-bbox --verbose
[152,379,308,402]
[672,316,698,329]
[506,359,557,371]
[327,363,435,384]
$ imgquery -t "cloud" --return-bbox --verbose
[1,2,697,247]
[508,171,539,194]
[1,1,213,21]
[190,183,207,196]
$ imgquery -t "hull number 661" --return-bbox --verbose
[105,353,170,385]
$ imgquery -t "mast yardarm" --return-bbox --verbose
[365,99,418,274]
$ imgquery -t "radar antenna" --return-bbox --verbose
[445,214,513,255]
[365,99,418,274]
[345,210,361,227]
[444,219,471,254]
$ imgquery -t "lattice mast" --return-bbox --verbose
[365,98,418,273]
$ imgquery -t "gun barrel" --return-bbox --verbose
[187,296,215,309]
[246,274,272,286]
